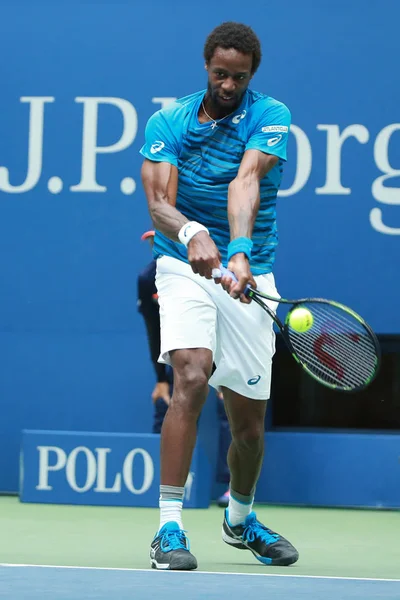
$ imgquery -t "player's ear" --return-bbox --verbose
[204,62,209,71]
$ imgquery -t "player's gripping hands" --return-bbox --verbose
[178,222,256,302]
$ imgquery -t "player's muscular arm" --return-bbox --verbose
[223,150,279,301]
[141,159,186,241]
[141,159,221,278]
[228,149,278,238]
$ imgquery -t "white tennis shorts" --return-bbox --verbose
[155,255,280,400]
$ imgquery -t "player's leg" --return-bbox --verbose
[150,256,217,571]
[151,347,213,570]
[222,390,266,498]
[208,272,299,566]
[221,390,298,566]
[160,348,213,486]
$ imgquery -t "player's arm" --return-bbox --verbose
[140,109,221,277]
[141,159,221,278]
[141,159,183,240]
[223,149,278,301]
[228,149,278,238]
[223,101,291,301]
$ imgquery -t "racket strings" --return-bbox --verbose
[291,319,375,374]
[286,302,378,389]
[293,333,374,384]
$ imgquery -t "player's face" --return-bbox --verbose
[206,47,253,112]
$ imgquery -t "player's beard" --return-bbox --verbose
[207,82,246,117]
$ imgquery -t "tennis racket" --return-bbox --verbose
[212,266,381,392]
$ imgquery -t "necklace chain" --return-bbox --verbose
[201,100,235,129]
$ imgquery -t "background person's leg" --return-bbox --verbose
[216,393,231,507]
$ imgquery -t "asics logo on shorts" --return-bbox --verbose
[150,140,165,154]
[247,375,261,385]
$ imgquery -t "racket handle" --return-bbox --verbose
[211,265,251,295]
[211,265,236,280]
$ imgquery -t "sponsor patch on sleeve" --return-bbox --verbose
[261,125,289,133]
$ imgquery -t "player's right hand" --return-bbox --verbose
[187,232,221,279]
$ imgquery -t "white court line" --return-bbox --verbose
[0,564,399,583]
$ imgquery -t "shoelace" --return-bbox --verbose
[160,529,189,552]
[242,515,280,546]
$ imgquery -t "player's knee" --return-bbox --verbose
[173,365,209,412]
[231,422,264,453]
[177,365,209,395]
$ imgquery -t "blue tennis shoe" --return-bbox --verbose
[222,510,299,566]
[150,522,197,570]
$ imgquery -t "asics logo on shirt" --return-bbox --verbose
[267,135,283,147]
[232,110,247,124]
[150,140,165,154]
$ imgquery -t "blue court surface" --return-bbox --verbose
[1,565,399,600]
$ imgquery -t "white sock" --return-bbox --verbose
[228,489,254,526]
[159,500,184,531]
[159,485,185,532]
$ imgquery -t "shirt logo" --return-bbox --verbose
[267,135,282,147]
[261,125,288,133]
[150,140,165,154]
[232,110,247,124]
[247,375,261,385]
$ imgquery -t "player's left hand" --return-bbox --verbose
[222,254,256,304]
[151,381,171,405]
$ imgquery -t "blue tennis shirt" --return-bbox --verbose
[140,89,291,274]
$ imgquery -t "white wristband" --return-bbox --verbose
[178,221,209,246]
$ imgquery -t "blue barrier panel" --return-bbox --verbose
[21,429,400,509]
[20,430,211,508]
[258,431,400,509]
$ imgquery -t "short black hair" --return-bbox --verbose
[203,22,262,75]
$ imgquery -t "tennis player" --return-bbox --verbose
[140,21,299,570]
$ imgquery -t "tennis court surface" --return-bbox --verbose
[1,497,399,599]
[1,565,400,600]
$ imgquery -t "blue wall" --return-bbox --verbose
[1,0,399,491]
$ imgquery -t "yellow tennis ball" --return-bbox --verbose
[289,307,314,333]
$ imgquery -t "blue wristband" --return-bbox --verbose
[227,237,253,261]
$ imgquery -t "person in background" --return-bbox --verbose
[137,230,172,434]
[137,230,230,506]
